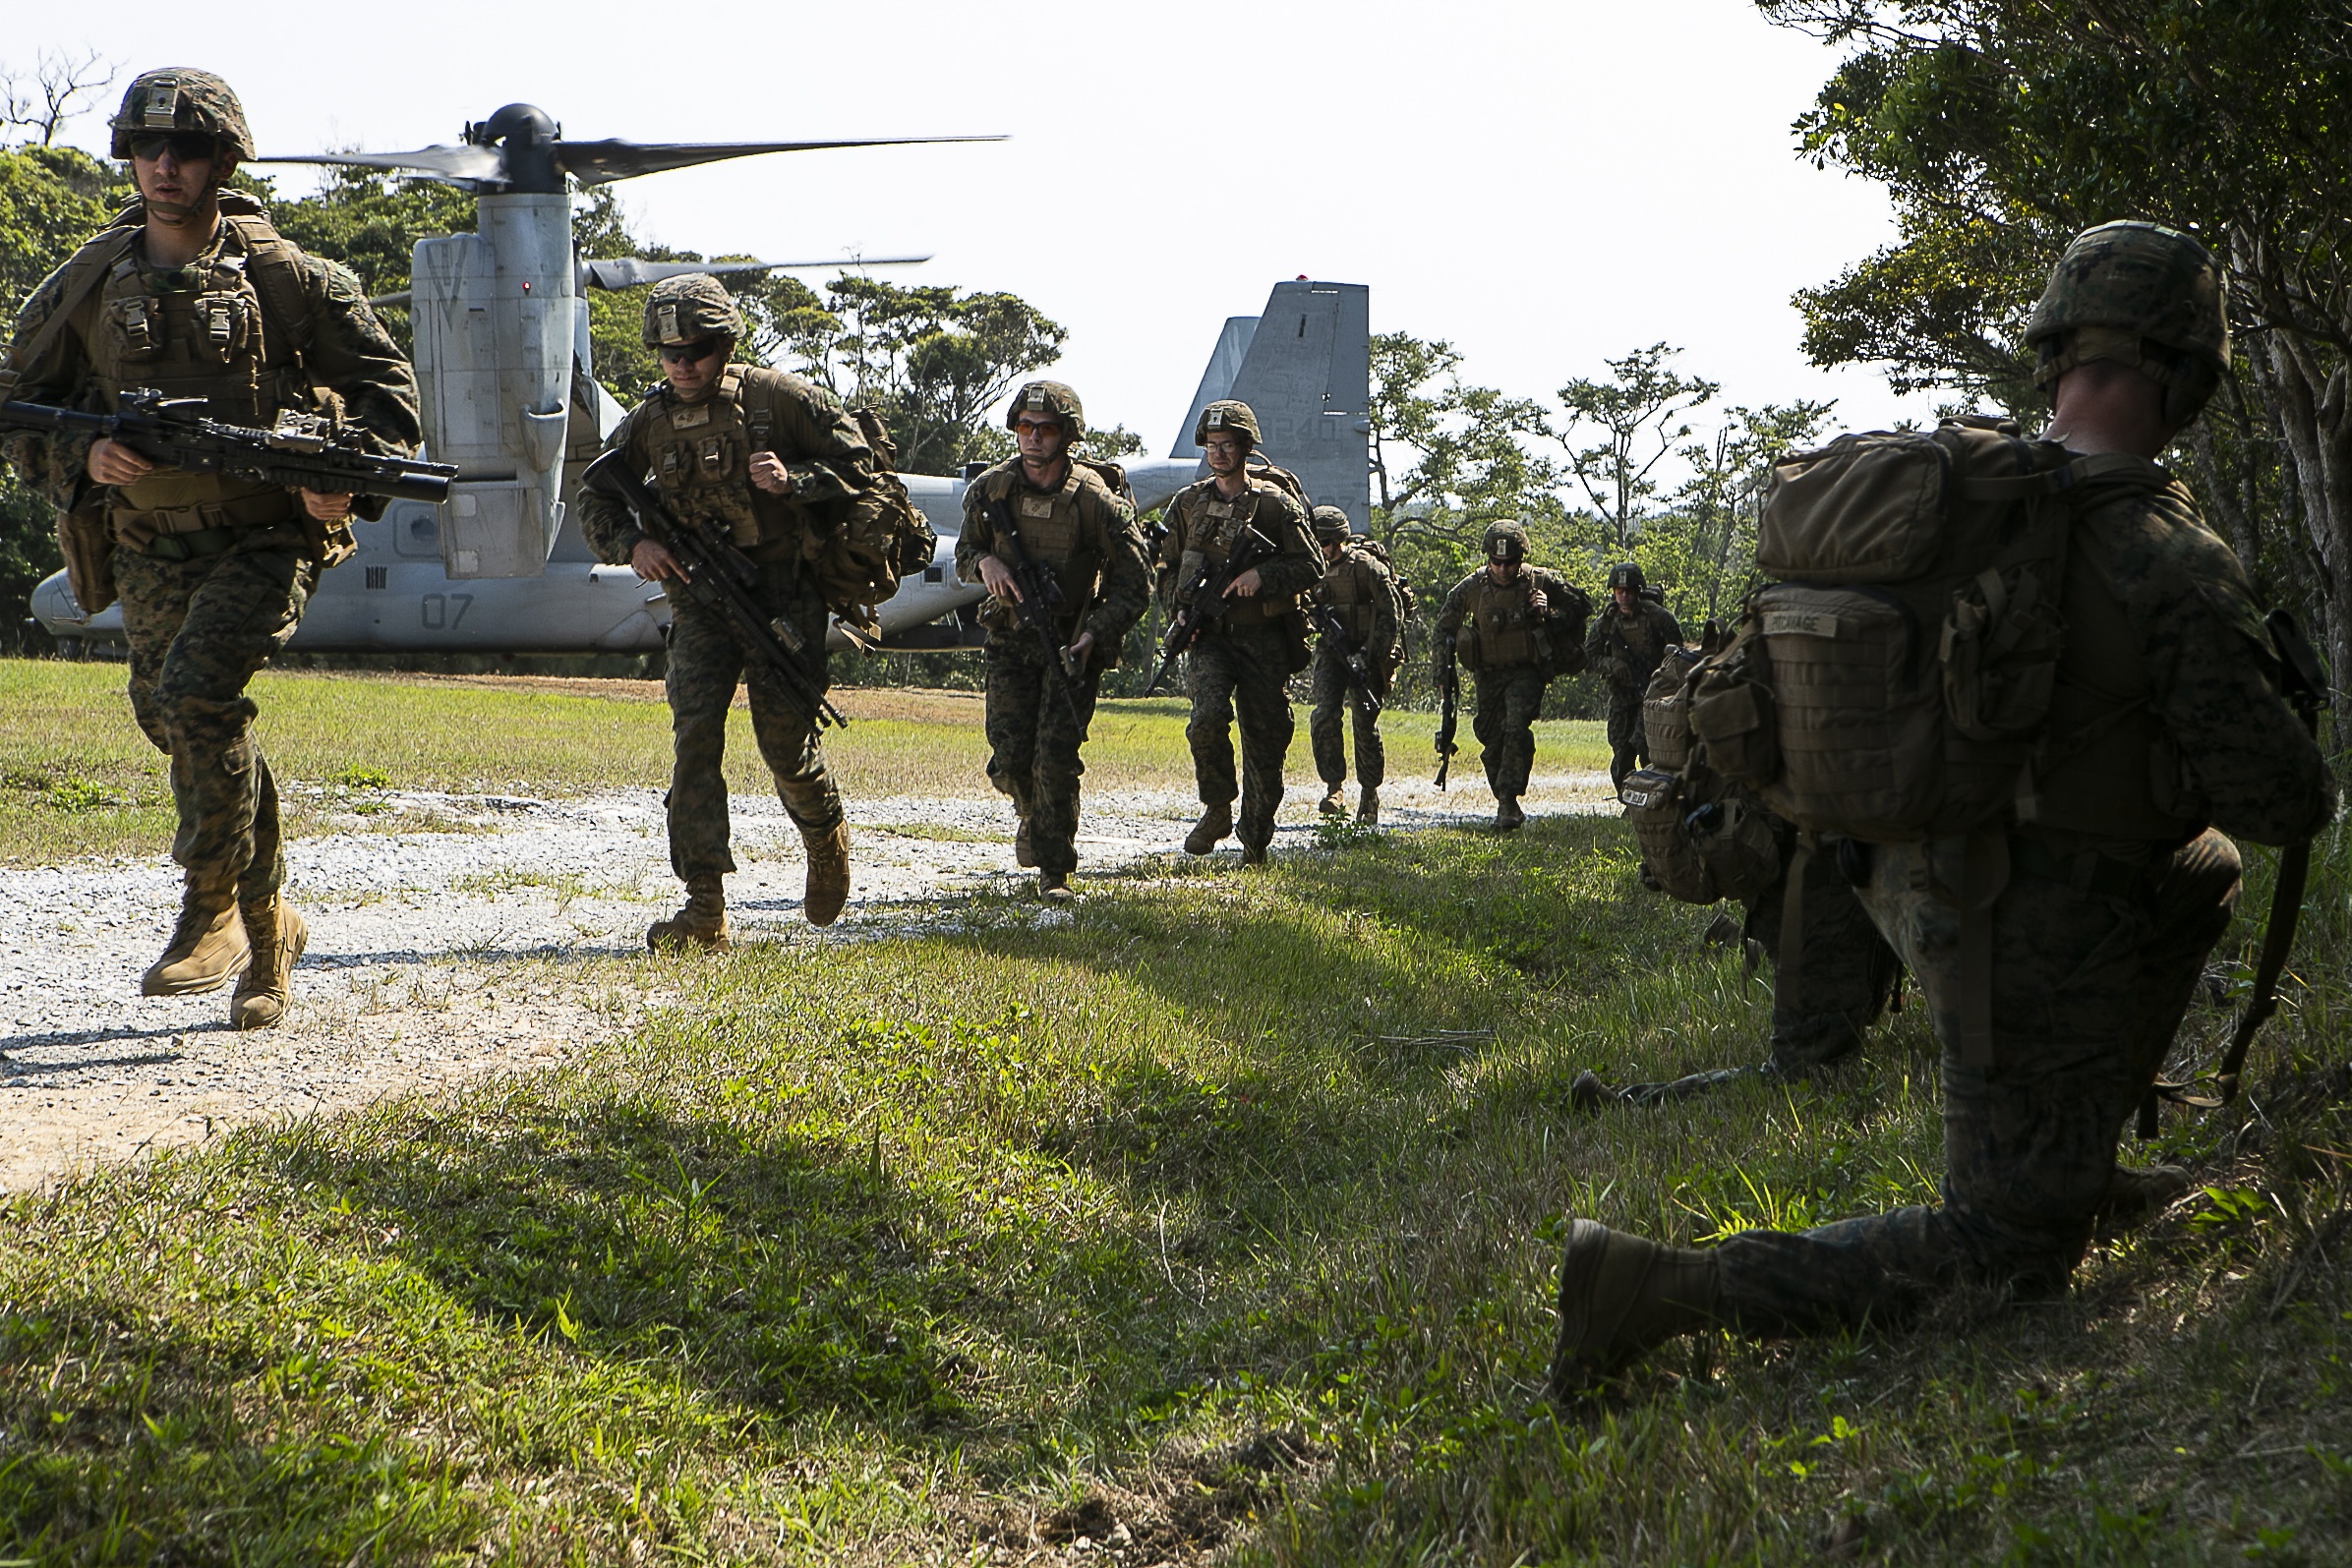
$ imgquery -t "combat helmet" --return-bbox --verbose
[642,274,743,348]
[1310,504,1353,543]
[1195,398,1261,449]
[1007,379,1085,440]
[2025,220,2230,426]
[110,69,254,162]
[1607,561,1644,592]
[1483,520,1528,565]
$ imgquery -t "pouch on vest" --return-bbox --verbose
[57,493,116,616]
[1621,767,1719,905]
[1641,639,1714,773]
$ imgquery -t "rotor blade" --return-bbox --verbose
[552,135,1004,187]
[250,144,506,187]
[366,291,413,309]
[578,256,931,291]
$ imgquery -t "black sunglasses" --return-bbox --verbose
[127,133,219,163]
[658,339,721,365]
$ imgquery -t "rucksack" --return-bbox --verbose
[1686,417,2166,842]
[1623,636,1784,908]
[1243,455,1313,518]
[813,405,938,632]
[1347,536,1416,663]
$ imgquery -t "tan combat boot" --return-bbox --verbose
[1548,1219,1721,1397]
[1014,816,1037,869]
[1356,786,1380,826]
[802,819,851,927]
[2096,1163,2194,1233]
[1239,842,1270,866]
[141,881,250,996]
[1184,802,1232,856]
[1494,795,1526,832]
[231,897,308,1029]
[1038,868,1075,902]
[647,872,730,952]
[1318,784,1347,816]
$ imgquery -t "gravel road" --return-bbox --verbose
[1,771,1609,1189]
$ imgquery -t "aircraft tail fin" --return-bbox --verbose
[1169,280,1370,528]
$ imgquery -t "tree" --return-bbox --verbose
[0,49,114,147]
[1658,400,1837,624]
[1555,344,1719,550]
[1758,0,2352,703]
[737,274,1065,475]
[1367,329,1562,584]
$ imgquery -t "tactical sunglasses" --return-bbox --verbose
[658,339,722,365]
[127,133,219,163]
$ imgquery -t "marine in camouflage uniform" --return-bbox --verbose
[1159,399,1319,863]
[1307,505,1400,824]
[956,381,1151,899]
[1586,561,1684,790]
[0,70,421,1028]
[1432,522,1591,831]
[577,274,881,946]
[1551,221,2338,1391]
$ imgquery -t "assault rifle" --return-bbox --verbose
[581,449,846,730]
[0,388,453,502]
[1142,523,1279,697]
[1434,636,1461,788]
[979,492,1085,727]
[1310,600,1384,718]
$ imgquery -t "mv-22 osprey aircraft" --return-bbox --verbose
[31,102,1372,657]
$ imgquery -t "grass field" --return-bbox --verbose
[2,660,2347,1564]
[0,660,1609,864]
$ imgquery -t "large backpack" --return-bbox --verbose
[1347,536,1416,665]
[1623,636,1783,908]
[813,405,938,634]
[1686,416,2166,842]
[1681,416,2166,1065]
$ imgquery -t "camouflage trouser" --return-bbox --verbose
[663,569,840,882]
[1471,665,1547,799]
[1711,830,2242,1332]
[984,635,1100,874]
[1615,847,1902,1105]
[114,538,315,900]
[1187,622,1295,850]
[1308,640,1384,791]
[1605,687,1647,790]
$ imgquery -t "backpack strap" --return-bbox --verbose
[218,211,317,365]
[0,225,139,403]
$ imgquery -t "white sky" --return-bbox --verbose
[12,1,1941,479]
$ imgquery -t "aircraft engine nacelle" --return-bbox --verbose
[410,192,575,578]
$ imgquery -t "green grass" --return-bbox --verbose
[4,798,2348,1562]
[4,659,2342,1562]
[0,659,1610,864]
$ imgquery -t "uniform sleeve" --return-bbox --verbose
[1658,606,1685,644]
[299,258,425,522]
[1155,490,1196,610]
[0,259,104,508]
[1435,574,1474,638]
[1084,485,1151,644]
[769,377,882,505]
[2092,495,2335,845]
[1249,489,1321,601]
[575,406,652,565]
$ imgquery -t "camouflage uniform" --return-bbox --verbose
[1159,474,1318,855]
[1,72,418,1018]
[1309,530,1400,798]
[1433,553,1588,806]
[1709,472,2333,1329]
[956,451,1151,877]
[1587,591,1685,790]
[579,359,879,885]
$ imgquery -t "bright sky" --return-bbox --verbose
[12,1,1941,479]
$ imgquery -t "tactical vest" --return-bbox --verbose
[1322,548,1381,644]
[1179,481,1290,623]
[976,461,1104,630]
[1463,572,1546,669]
[1605,604,1669,684]
[79,207,313,526]
[639,365,780,550]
